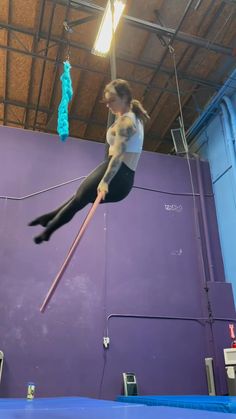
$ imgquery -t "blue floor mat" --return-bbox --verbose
[0,397,124,409]
[117,395,236,413]
[1,397,236,418]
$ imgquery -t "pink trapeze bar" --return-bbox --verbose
[40,192,103,313]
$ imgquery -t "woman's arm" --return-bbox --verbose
[97,115,136,198]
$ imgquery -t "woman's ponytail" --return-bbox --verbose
[131,99,150,124]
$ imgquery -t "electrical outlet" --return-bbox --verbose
[103,337,110,348]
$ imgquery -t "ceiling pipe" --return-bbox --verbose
[187,67,236,141]
[222,95,236,151]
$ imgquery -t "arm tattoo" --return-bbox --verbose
[103,116,136,184]
[116,116,136,138]
[103,153,124,184]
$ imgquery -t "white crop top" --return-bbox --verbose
[106,111,144,153]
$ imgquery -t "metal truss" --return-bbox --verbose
[0,23,223,90]
[51,0,234,56]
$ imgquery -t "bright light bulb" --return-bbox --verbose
[92,0,126,56]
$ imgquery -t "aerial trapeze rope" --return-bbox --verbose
[40,4,115,312]
[40,29,104,312]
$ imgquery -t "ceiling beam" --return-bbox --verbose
[46,2,71,127]
[0,97,106,127]
[119,54,221,89]
[154,2,229,150]
[3,0,11,125]
[49,0,234,56]
[0,43,196,96]
[222,0,236,4]
[32,2,57,130]
[147,0,220,120]
[141,0,195,102]
[24,0,46,129]
[0,23,223,90]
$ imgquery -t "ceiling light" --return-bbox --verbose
[92,0,126,57]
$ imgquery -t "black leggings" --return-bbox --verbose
[32,158,135,241]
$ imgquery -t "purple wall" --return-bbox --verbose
[0,125,235,399]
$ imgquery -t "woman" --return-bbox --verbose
[29,79,150,244]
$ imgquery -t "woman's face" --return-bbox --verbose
[104,91,129,115]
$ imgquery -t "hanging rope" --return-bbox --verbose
[168,45,199,245]
[57,60,73,142]
[169,45,188,151]
[57,21,73,142]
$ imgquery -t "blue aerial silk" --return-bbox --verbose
[57,60,73,142]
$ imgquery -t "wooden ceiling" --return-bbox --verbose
[0,0,236,153]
